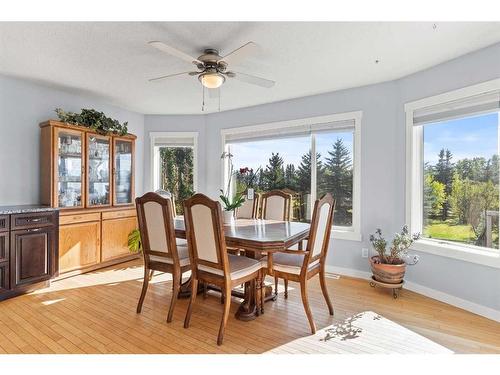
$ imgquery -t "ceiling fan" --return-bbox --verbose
[148,40,275,110]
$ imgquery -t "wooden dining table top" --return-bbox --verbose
[174,217,310,253]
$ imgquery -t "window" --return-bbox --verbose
[222,112,361,240]
[406,79,500,267]
[150,132,198,214]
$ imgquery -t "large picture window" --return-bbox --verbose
[222,112,361,240]
[406,80,500,267]
[150,132,198,214]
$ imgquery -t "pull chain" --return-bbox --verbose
[202,85,205,112]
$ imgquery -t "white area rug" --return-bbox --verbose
[269,311,454,354]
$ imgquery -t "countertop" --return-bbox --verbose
[0,205,58,215]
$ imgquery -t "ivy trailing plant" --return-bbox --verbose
[55,108,129,136]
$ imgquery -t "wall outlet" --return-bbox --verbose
[361,248,369,258]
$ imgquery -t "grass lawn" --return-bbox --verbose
[423,221,476,244]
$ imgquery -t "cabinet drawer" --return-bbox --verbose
[60,212,101,225]
[0,215,8,232]
[102,209,136,220]
[11,211,57,230]
[0,232,8,263]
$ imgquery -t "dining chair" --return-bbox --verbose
[183,193,265,345]
[261,190,292,221]
[154,189,177,218]
[265,193,335,334]
[235,192,260,219]
[135,192,191,323]
[261,190,293,295]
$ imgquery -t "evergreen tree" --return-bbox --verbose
[284,163,298,191]
[296,151,322,194]
[433,149,454,220]
[263,153,285,190]
[324,138,353,225]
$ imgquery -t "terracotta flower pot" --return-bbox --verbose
[370,255,406,284]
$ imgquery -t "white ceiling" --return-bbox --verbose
[2,22,500,114]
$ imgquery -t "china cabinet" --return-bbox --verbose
[40,121,138,275]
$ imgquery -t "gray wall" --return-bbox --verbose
[0,74,145,205]
[144,42,500,313]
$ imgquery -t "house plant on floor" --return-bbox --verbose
[220,151,245,224]
[369,225,420,285]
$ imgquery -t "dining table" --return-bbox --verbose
[173,217,310,321]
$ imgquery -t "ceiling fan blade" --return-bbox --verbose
[226,71,275,88]
[208,88,220,99]
[148,71,193,82]
[219,42,259,66]
[148,41,202,65]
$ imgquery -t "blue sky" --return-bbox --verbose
[230,112,499,170]
[424,112,499,164]
[230,132,353,170]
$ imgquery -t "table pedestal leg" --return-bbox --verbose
[178,275,204,299]
[235,279,258,321]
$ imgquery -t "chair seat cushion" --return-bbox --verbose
[149,244,190,267]
[197,254,264,280]
[264,252,320,275]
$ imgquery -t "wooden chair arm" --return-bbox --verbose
[267,248,310,274]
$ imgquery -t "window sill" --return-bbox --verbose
[331,229,362,242]
[411,239,500,269]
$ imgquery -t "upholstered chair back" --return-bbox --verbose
[155,189,177,218]
[307,193,335,262]
[184,193,229,277]
[136,192,180,264]
[261,190,292,220]
[235,193,259,219]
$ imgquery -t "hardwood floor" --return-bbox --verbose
[0,259,499,354]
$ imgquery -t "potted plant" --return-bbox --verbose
[220,151,246,223]
[128,228,142,253]
[369,226,420,284]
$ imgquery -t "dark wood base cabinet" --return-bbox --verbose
[0,209,59,302]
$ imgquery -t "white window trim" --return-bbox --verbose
[149,131,198,192]
[220,111,362,242]
[405,78,500,269]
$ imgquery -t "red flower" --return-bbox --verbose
[239,167,250,174]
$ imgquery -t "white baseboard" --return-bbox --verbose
[325,265,500,323]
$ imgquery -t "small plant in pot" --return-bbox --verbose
[220,151,246,223]
[369,226,420,284]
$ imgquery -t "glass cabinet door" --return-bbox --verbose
[87,135,111,207]
[113,139,133,205]
[56,129,84,208]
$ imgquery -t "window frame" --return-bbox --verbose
[221,111,362,241]
[149,131,199,192]
[405,78,500,269]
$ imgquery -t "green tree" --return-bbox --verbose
[263,153,285,190]
[284,163,298,191]
[433,149,454,220]
[159,147,194,214]
[423,174,446,224]
[324,138,353,225]
[296,151,322,194]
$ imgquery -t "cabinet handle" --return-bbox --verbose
[26,228,41,232]
[27,218,42,223]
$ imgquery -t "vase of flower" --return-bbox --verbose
[369,226,420,284]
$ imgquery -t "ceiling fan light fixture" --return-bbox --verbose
[199,72,225,89]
